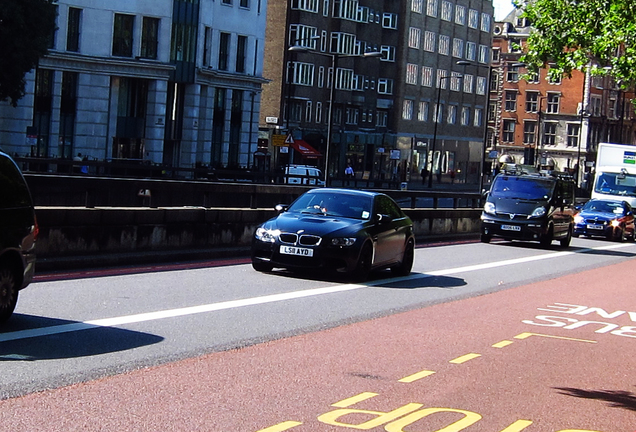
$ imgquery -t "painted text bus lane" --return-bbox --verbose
[257,301,635,432]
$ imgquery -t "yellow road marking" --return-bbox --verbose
[331,392,378,408]
[399,370,436,383]
[492,340,514,348]
[256,421,303,431]
[500,419,533,431]
[514,332,597,343]
[450,353,481,364]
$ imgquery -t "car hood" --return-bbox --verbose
[263,212,366,236]
[578,210,617,221]
[490,197,549,215]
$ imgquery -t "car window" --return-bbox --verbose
[289,193,372,219]
[0,156,32,209]
[375,196,403,219]
[491,176,554,200]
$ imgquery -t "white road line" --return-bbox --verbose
[1,243,633,343]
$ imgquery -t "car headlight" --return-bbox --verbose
[611,219,621,228]
[574,215,584,224]
[483,202,496,215]
[331,237,356,247]
[530,207,546,218]
[255,227,280,243]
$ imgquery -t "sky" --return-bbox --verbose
[492,0,515,20]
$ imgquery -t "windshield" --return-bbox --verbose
[594,172,636,197]
[288,192,373,220]
[582,200,625,215]
[490,176,554,200]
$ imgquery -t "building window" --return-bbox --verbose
[547,93,560,113]
[402,100,413,120]
[141,17,160,59]
[468,9,479,28]
[476,76,487,95]
[291,0,318,12]
[452,38,463,58]
[503,119,515,142]
[316,101,322,123]
[567,123,580,147]
[289,24,318,49]
[441,1,453,21]
[478,45,489,63]
[287,62,315,86]
[463,74,473,93]
[382,13,398,29]
[236,35,247,73]
[506,64,519,82]
[67,7,81,52]
[412,0,423,13]
[474,107,483,127]
[544,123,557,145]
[461,106,470,125]
[305,101,313,122]
[418,101,429,121]
[345,107,358,124]
[421,66,433,87]
[488,102,497,121]
[427,0,438,17]
[380,45,396,61]
[113,14,135,57]
[526,92,539,112]
[222,0,232,4]
[481,13,491,32]
[447,105,457,124]
[406,64,418,85]
[505,91,517,111]
[438,35,450,55]
[378,78,393,94]
[376,110,388,127]
[409,27,421,49]
[436,69,448,89]
[423,31,436,52]
[450,72,462,91]
[523,121,536,144]
[434,103,444,123]
[455,5,466,25]
[240,0,249,7]
[219,32,230,70]
[465,42,476,61]
[59,71,78,159]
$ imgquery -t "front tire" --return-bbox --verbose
[559,225,572,248]
[480,233,491,243]
[392,239,414,276]
[0,264,19,324]
[540,226,553,247]
[351,243,373,281]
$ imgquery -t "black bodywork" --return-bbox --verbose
[251,188,414,279]
[573,199,635,241]
[481,172,576,247]
[0,151,37,323]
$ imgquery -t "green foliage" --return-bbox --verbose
[0,0,57,106]
[518,0,636,88]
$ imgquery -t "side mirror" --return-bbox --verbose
[376,213,393,224]
[275,204,288,213]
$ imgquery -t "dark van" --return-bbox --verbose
[480,168,576,247]
[0,151,37,323]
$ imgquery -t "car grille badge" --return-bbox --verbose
[510,214,515,219]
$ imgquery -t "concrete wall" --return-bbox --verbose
[34,207,482,270]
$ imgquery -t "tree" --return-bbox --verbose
[518,0,636,87]
[0,0,57,106]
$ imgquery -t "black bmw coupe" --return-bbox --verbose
[251,188,415,280]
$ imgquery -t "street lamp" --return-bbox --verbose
[288,46,382,186]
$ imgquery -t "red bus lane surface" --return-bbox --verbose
[1,261,635,431]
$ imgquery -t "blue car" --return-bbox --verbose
[573,199,635,241]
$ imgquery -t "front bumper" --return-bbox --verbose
[574,223,619,240]
[251,239,360,272]
[481,216,548,241]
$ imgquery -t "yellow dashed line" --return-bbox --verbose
[449,353,481,364]
[399,370,436,383]
[492,340,514,348]
[514,332,597,343]
[256,421,303,432]
[331,392,378,408]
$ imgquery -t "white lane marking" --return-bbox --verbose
[2,243,633,342]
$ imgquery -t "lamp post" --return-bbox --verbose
[288,46,382,186]
[428,74,457,188]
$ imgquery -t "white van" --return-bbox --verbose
[284,165,325,186]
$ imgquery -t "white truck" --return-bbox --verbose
[592,142,636,206]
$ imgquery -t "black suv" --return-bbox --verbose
[0,151,37,323]
[481,166,576,247]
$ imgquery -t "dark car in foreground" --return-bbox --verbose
[573,199,635,241]
[251,188,414,280]
[481,167,576,247]
[0,151,38,323]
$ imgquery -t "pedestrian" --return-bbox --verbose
[344,164,354,185]
[420,167,428,185]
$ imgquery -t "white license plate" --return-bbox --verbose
[587,224,604,230]
[501,224,521,231]
[280,246,314,257]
